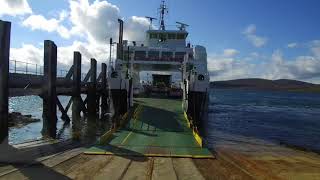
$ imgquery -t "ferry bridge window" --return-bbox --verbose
[168,33,176,39]
[150,33,158,39]
[177,33,186,40]
[134,51,146,60]
[188,53,194,59]
[198,74,205,81]
[162,52,173,61]
[175,52,186,62]
[159,33,167,42]
[148,51,159,61]
[124,50,133,60]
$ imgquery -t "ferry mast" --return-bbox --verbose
[159,0,168,30]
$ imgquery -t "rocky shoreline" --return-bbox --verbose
[9,112,41,128]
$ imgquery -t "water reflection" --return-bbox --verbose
[8,95,111,144]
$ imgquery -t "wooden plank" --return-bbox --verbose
[65,65,74,79]
[41,147,84,167]
[56,97,70,122]
[0,147,84,177]
[93,156,131,180]
[122,157,149,180]
[83,68,92,83]
[152,158,177,180]
[53,154,92,175]
[172,158,205,180]
[65,155,112,180]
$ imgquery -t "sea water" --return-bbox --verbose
[8,89,320,153]
[207,88,320,153]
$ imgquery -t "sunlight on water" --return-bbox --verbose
[8,96,110,144]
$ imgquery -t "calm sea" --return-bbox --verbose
[8,89,320,153]
[206,88,320,153]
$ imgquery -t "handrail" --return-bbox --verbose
[9,59,73,77]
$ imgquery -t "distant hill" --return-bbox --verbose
[211,78,320,93]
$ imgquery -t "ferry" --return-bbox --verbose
[109,0,210,136]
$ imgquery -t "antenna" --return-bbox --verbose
[145,16,157,30]
[176,21,189,31]
[159,0,168,30]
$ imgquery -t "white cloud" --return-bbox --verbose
[68,0,149,44]
[11,0,150,73]
[10,41,113,72]
[123,16,150,41]
[208,46,320,83]
[10,44,42,65]
[310,40,320,59]
[287,43,298,48]
[223,49,239,57]
[0,0,32,17]
[69,0,120,43]
[22,14,71,39]
[208,49,254,81]
[243,24,268,47]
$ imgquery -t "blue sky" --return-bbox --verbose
[1,0,320,83]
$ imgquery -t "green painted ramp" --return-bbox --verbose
[85,98,213,158]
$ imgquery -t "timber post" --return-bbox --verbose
[41,40,58,138]
[72,52,82,138]
[0,20,10,144]
[87,58,97,119]
[101,63,108,118]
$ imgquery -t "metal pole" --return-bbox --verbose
[14,60,16,73]
[109,38,112,68]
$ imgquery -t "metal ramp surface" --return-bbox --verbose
[85,98,213,158]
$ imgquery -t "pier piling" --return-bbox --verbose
[101,63,108,117]
[1,20,128,142]
[41,40,58,138]
[0,20,10,144]
[72,52,82,122]
[88,58,97,119]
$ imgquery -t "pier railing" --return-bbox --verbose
[9,59,89,79]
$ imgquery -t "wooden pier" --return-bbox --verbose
[0,20,128,143]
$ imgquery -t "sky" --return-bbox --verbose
[1,0,320,83]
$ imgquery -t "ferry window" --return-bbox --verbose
[177,33,186,39]
[148,51,159,60]
[198,74,205,81]
[175,52,186,62]
[159,33,167,42]
[188,53,194,59]
[168,33,176,39]
[124,50,133,60]
[162,52,173,61]
[150,33,158,39]
[134,51,146,60]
